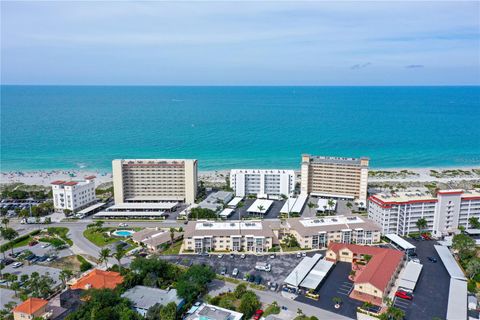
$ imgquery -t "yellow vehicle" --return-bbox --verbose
[305,291,319,301]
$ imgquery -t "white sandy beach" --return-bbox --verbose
[1,167,479,187]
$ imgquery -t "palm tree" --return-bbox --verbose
[1,228,19,255]
[113,245,126,271]
[327,199,335,213]
[59,269,73,288]
[98,248,111,269]
[169,228,175,244]
[307,202,316,210]
[416,218,428,234]
[10,281,20,297]
[346,202,353,213]
[257,205,265,218]
[1,217,9,228]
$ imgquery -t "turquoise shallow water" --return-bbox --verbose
[1,86,479,171]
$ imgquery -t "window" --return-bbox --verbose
[341,251,349,256]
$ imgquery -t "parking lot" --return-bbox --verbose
[296,262,364,319]
[160,251,322,288]
[226,198,286,220]
[398,238,449,320]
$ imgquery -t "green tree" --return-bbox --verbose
[416,218,428,234]
[327,199,335,213]
[1,218,9,228]
[346,202,353,213]
[59,269,73,287]
[176,264,215,303]
[1,228,19,255]
[466,257,480,279]
[113,245,126,272]
[239,291,260,318]
[98,248,111,269]
[10,281,20,297]
[234,283,247,299]
[469,217,480,229]
[169,228,175,244]
[452,233,476,260]
[307,202,316,210]
[159,302,177,320]
[380,306,405,320]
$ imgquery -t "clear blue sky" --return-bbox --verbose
[1,1,479,85]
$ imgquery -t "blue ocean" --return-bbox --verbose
[1,86,479,171]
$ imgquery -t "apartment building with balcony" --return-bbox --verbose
[112,159,198,205]
[300,155,369,203]
[230,169,295,198]
[51,176,96,212]
[183,220,278,253]
[368,189,480,236]
[285,216,381,249]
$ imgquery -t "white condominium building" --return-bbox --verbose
[51,176,97,212]
[286,216,381,249]
[112,159,198,205]
[300,154,369,203]
[229,169,295,197]
[368,189,480,237]
[183,220,278,253]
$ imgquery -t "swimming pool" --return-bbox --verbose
[112,230,135,237]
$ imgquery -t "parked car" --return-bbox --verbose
[1,258,14,265]
[25,254,37,261]
[230,253,235,259]
[232,268,239,277]
[217,254,223,259]
[12,262,23,268]
[395,290,413,300]
[269,254,275,259]
[268,282,278,291]
[37,255,49,262]
[46,255,57,262]
[28,240,38,247]
[254,275,262,285]
[240,254,246,259]
[427,256,438,263]
[118,223,128,227]
[220,267,227,275]
[296,252,302,258]
[301,252,307,257]
[248,275,255,283]
[9,251,23,258]
[421,233,431,240]
[253,310,264,320]
[410,258,421,264]
[41,243,51,248]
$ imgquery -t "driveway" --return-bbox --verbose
[0,288,20,309]
[226,199,285,220]
[207,278,351,320]
[2,264,62,286]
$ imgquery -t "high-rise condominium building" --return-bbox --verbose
[368,189,480,236]
[300,155,369,202]
[51,176,96,212]
[229,169,295,197]
[112,159,198,204]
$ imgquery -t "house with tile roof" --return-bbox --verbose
[13,297,49,320]
[326,243,404,306]
[69,269,124,291]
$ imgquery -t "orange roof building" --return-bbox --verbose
[70,269,124,290]
[13,297,48,320]
[326,243,404,306]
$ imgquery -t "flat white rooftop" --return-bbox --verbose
[386,234,416,250]
[196,220,263,231]
[311,192,354,200]
[77,202,106,215]
[247,199,273,214]
[280,195,308,214]
[94,211,166,217]
[299,215,365,228]
[108,202,178,210]
[434,245,467,280]
[398,262,423,291]
[447,278,467,320]
[284,253,322,287]
[227,197,243,207]
[300,259,333,290]
[219,208,235,218]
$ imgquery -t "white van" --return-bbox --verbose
[255,262,271,272]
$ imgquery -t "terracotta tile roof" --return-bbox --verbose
[70,269,124,290]
[63,181,78,186]
[51,180,66,185]
[328,243,404,292]
[13,297,48,315]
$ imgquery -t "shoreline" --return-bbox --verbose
[1,166,479,187]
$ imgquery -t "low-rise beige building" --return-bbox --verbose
[183,220,278,253]
[286,216,381,249]
[132,228,183,251]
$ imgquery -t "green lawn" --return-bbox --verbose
[83,228,118,247]
[11,236,34,249]
[161,241,182,255]
[46,227,73,246]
